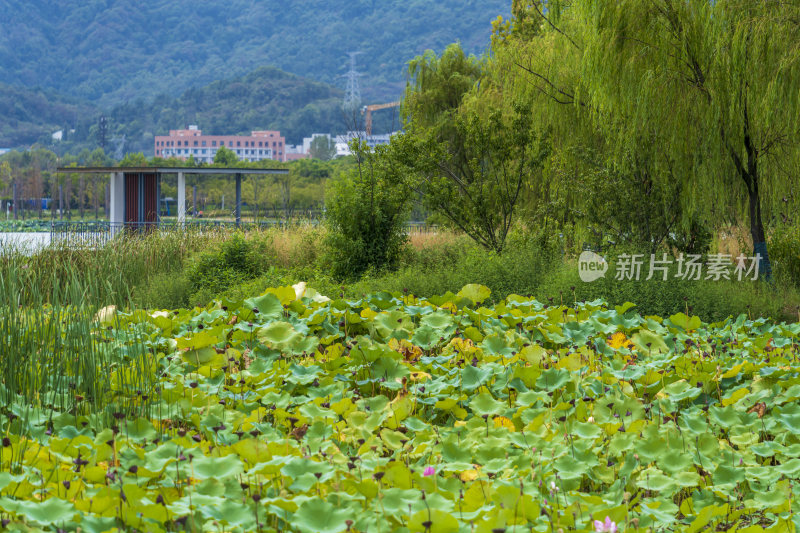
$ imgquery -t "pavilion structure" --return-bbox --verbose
[55,166,288,230]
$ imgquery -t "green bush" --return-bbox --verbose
[184,233,265,305]
[770,223,800,288]
[325,141,411,280]
[536,259,799,322]
[341,233,560,302]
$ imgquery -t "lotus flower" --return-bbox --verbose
[594,516,617,533]
[423,466,435,477]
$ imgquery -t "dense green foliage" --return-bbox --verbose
[2,282,800,531]
[325,142,412,279]
[481,0,800,272]
[9,67,346,153]
[0,1,507,110]
[0,83,94,149]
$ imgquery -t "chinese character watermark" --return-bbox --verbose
[579,252,762,282]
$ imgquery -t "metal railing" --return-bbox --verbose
[50,219,441,247]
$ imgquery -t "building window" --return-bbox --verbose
[237,141,241,147]
[259,141,263,147]
[212,140,216,146]
[202,141,206,146]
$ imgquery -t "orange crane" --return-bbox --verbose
[362,101,400,135]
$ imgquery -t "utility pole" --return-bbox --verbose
[98,116,108,152]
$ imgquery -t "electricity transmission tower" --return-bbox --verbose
[342,52,363,112]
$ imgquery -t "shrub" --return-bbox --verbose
[770,223,800,288]
[325,141,411,279]
[184,233,264,304]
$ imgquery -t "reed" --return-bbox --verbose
[0,248,155,424]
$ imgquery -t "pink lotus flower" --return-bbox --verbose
[423,466,435,477]
[594,517,617,533]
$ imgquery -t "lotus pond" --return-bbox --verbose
[1,283,800,532]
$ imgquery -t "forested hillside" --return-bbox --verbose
[104,67,346,152]
[0,84,94,149]
[6,67,353,153]
[1,0,508,106]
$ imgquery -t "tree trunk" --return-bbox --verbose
[747,176,772,280]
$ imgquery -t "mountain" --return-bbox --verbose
[107,66,347,152]
[11,66,355,154]
[0,84,94,148]
[1,0,509,107]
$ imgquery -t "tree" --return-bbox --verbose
[397,43,549,253]
[309,135,336,161]
[213,145,238,166]
[325,140,411,279]
[498,0,800,275]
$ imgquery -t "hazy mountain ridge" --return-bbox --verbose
[1,0,508,106]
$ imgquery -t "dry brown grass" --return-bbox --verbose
[254,224,327,268]
[714,226,752,258]
[407,229,464,251]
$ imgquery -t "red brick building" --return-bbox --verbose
[154,126,287,163]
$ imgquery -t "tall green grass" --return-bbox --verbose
[0,248,156,424]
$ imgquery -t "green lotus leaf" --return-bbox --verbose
[7,497,76,526]
[668,313,703,331]
[631,329,670,354]
[0,472,24,492]
[181,346,219,366]
[457,284,491,305]
[192,454,244,479]
[664,380,701,402]
[408,509,460,533]
[374,310,413,339]
[291,498,350,533]
[281,457,330,480]
[535,368,570,391]
[243,292,284,319]
[412,325,439,349]
[657,449,693,475]
[461,365,494,391]
[482,335,513,357]
[469,392,505,416]
[285,363,321,385]
[176,329,218,350]
[554,454,588,480]
[635,468,678,494]
[76,515,119,533]
[421,311,454,331]
[125,418,157,442]
[713,464,746,486]
[572,421,602,440]
[371,357,410,382]
[259,321,295,343]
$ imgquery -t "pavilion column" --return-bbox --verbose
[177,171,186,227]
[235,173,242,228]
[109,172,125,235]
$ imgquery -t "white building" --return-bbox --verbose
[334,131,395,157]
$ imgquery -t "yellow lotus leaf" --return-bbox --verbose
[460,469,480,482]
[608,332,629,349]
[493,416,515,431]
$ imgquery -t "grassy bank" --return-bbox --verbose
[2,225,798,322]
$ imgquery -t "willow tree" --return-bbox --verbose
[496,0,800,273]
[581,0,800,275]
